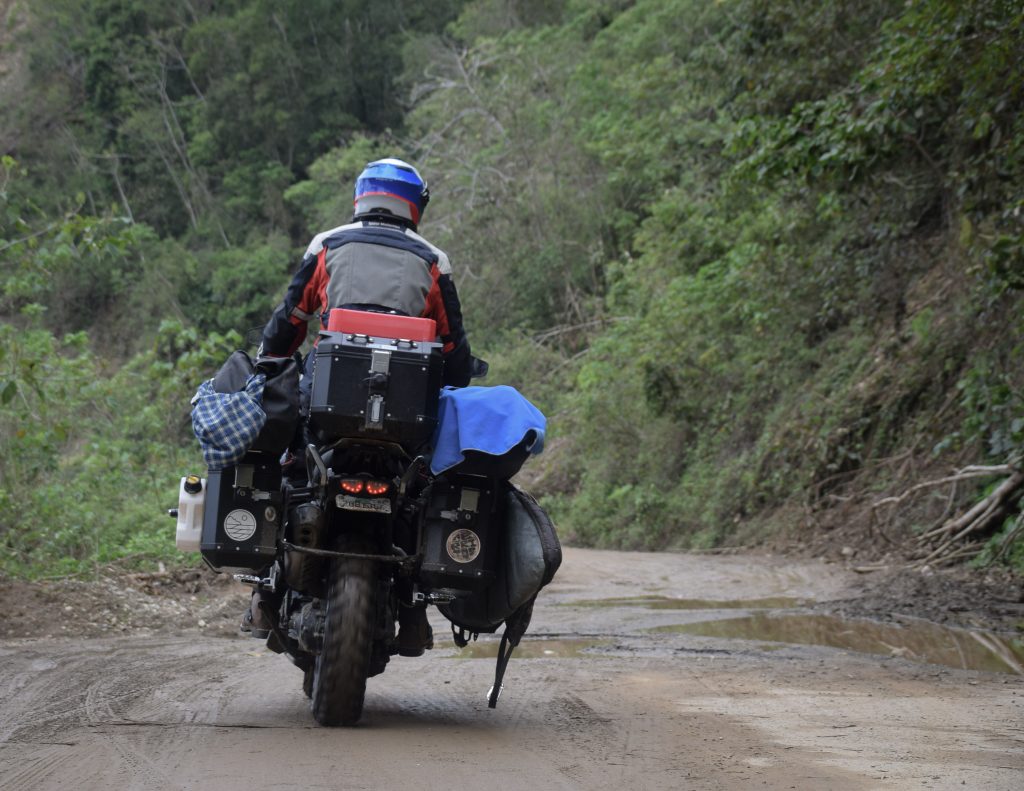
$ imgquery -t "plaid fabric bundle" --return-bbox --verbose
[190,373,267,470]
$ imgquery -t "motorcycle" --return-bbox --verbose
[173,308,559,726]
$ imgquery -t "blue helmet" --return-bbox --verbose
[353,158,430,226]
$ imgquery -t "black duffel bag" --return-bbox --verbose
[439,482,562,708]
[213,351,300,455]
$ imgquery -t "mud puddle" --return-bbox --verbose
[452,638,608,659]
[568,595,804,610]
[655,613,1024,674]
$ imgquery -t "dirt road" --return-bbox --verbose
[1,548,1021,790]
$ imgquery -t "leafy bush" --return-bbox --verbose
[0,318,240,577]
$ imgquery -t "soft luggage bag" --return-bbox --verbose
[439,482,561,708]
[212,351,300,455]
[441,435,536,480]
[429,385,545,477]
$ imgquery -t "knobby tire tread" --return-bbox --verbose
[311,541,376,726]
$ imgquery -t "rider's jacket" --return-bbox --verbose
[261,218,472,387]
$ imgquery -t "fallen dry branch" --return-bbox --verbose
[914,541,985,569]
[910,470,1024,567]
[868,464,1016,552]
[872,464,1014,510]
[920,471,1024,540]
[851,563,891,574]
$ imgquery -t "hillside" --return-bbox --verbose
[1,0,1022,577]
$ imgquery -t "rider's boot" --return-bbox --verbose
[239,590,274,639]
[396,602,434,657]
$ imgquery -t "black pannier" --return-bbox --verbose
[439,483,562,633]
[438,482,561,709]
[212,351,300,455]
[419,475,502,593]
[200,453,282,573]
[308,331,443,449]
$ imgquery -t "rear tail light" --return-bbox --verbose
[339,478,390,496]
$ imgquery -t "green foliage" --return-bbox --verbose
[283,137,390,233]
[410,0,1023,550]
[0,318,240,577]
[1,156,194,352]
[975,514,1024,572]
[954,354,1024,462]
[408,20,610,333]
[15,0,467,241]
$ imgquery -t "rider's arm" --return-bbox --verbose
[261,250,327,357]
[423,262,472,388]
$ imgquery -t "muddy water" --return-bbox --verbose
[569,595,805,610]
[655,613,1024,674]
[459,593,1024,673]
[453,638,608,659]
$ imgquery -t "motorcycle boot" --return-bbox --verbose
[240,589,277,639]
[396,602,434,657]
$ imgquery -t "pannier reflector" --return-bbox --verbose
[327,308,437,342]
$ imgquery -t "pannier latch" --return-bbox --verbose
[367,394,384,427]
[364,349,391,430]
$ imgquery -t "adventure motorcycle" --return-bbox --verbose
[173,309,559,726]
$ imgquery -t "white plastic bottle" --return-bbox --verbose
[175,475,206,552]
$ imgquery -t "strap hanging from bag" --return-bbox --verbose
[486,596,536,709]
[487,630,516,708]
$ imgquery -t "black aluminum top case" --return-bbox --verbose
[309,331,443,450]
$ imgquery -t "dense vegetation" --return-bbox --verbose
[1,0,1021,576]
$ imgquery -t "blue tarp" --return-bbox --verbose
[430,385,546,475]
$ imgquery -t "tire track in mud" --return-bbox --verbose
[0,641,218,741]
[0,638,281,791]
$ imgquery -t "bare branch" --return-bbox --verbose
[872,464,1014,509]
[918,471,1023,540]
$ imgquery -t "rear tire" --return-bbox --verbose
[310,538,376,726]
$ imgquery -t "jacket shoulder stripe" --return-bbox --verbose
[322,227,437,265]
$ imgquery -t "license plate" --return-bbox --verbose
[335,494,392,514]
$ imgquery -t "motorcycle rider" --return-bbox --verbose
[246,157,471,656]
[260,157,472,390]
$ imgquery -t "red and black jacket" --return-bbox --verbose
[261,219,472,387]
